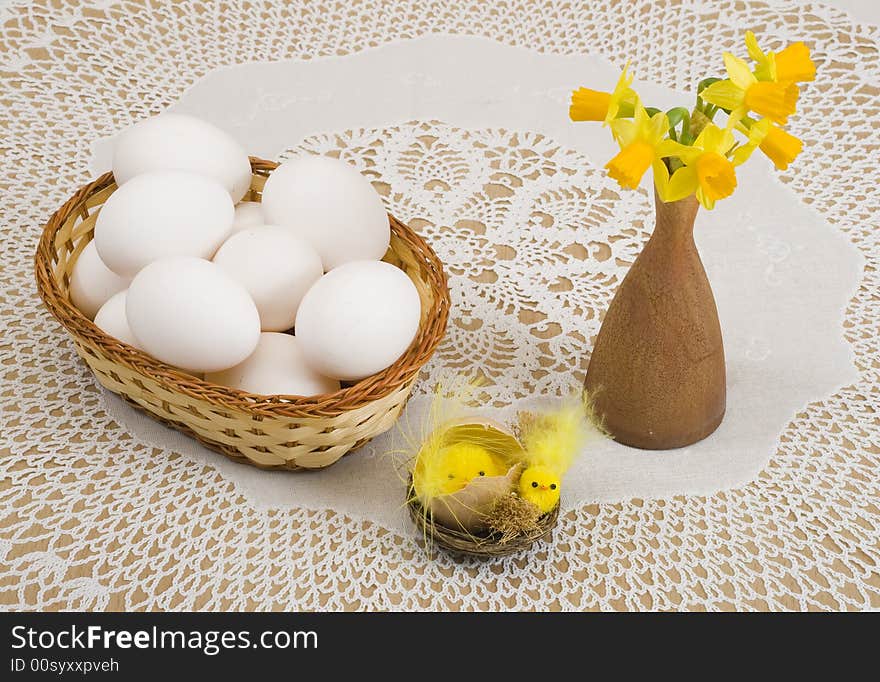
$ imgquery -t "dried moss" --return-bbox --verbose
[485,493,542,542]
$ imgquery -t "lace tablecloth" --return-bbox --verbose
[1,0,878,611]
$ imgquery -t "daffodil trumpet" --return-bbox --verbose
[569,31,814,209]
[570,61,636,125]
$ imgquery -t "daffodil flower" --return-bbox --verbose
[655,124,756,209]
[701,53,799,125]
[605,104,670,189]
[570,62,636,126]
[745,31,816,83]
[567,30,814,208]
[737,118,803,170]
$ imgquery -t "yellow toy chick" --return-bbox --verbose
[518,465,561,514]
[517,396,593,514]
[414,441,504,498]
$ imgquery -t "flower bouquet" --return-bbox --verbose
[570,32,815,449]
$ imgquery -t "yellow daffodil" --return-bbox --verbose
[738,118,803,170]
[745,31,816,83]
[605,103,670,189]
[701,52,799,125]
[566,30,815,208]
[655,124,756,209]
[570,62,636,126]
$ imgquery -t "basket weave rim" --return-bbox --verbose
[34,157,450,419]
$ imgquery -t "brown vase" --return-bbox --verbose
[584,188,726,449]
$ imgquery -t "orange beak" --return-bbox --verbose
[539,485,548,491]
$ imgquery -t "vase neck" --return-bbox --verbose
[651,188,700,245]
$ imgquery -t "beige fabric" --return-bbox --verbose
[1,0,878,611]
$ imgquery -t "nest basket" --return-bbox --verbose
[407,493,559,558]
[35,157,450,470]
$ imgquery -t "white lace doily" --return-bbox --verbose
[1,0,878,611]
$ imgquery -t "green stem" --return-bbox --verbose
[689,109,711,138]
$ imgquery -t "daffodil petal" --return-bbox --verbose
[633,101,649,128]
[723,52,757,89]
[746,117,772,142]
[604,62,638,125]
[754,52,776,82]
[726,106,750,129]
[700,124,736,155]
[701,80,745,111]
[647,112,671,144]
[609,118,637,146]
[666,166,699,202]
[613,61,634,94]
[746,31,777,81]
[656,139,700,164]
[732,141,759,166]
[745,31,765,63]
[652,159,671,202]
[696,186,716,211]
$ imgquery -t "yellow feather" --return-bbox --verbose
[518,392,597,476]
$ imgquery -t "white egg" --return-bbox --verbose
[94,290,140,348]
[295,261,421,381]
[94,289,202,377]
[112,113,252,202]
[213,226,323,332]
[126,257,260,373]
[231,201,264,233]
[261,155,390,270]
[69,241,131,319]
[95,171,234,277]
[206,332,340,397]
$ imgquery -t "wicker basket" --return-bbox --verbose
[35,157,450,470]
[407,493,559,558]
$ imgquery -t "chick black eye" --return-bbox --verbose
[478,471,485,476]
[448,474,454,479]
[531,481,538,488]
[550,483,557,490]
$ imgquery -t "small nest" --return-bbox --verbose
[407,490,558,558]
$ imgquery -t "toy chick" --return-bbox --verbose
[416,441,505,497]
[516,397,593,513]
[519,465,561,514]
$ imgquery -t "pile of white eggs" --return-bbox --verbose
[71,113,422,397]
